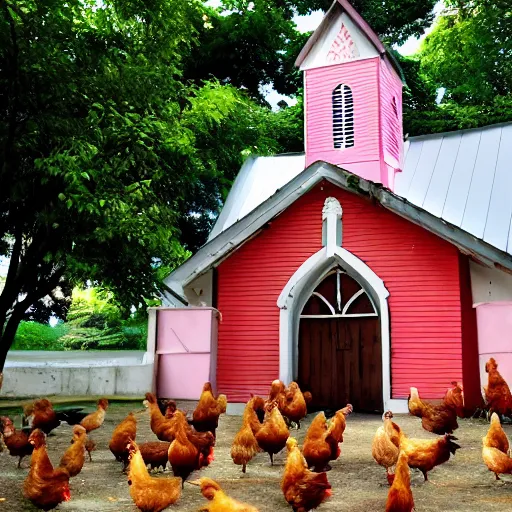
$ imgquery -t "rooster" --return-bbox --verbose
[484,357,512,418]
[408,387,458,435]
[399,430,460,481]
[231,396,264,473]
[281,437,332,512]
[303,405,352,471]
[385,451,414,512]
[23,399,87,429]
[23,429,71,510]
[189,477,259,512]
[372,411,400,485]
[191,382,227,438]
[127,441,181,511]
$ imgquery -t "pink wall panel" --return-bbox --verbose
[156,309,215,399]
[305,58,381,182]
[379,58,403,180]
[216,182,463,403]
[476,302,512,395]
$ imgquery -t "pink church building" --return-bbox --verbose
[158,0,512,414]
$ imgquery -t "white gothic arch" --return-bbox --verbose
[276,197,408,413]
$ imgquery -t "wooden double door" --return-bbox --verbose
[297,269,383,413]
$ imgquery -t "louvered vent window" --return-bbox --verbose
[332,84,354,150]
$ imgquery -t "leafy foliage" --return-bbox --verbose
[184,1,301,99]
[58,288,147,351]
[12,322,68,351]
[420,1,512,104]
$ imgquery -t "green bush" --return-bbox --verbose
[11,288,149,351]
[12,321,68,350]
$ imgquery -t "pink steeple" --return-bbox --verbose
[295,0,404,189]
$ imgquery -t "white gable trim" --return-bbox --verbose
[300,11,378,70]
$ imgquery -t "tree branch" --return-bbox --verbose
[0,224,23,312]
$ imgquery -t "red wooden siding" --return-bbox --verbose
[305,59,381,182]
[216,181,464,402]
[458,254,484,409]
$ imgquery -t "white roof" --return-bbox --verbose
[208,153,306,240]
[396,123,512,255]
[210,123,512,257]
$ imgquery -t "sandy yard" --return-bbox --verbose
[1,401,512,511]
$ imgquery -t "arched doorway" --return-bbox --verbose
[297,267,383,412]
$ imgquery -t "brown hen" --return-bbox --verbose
[23,429,71,511]
[80,398,109,432]
[254,405,289,465]
[190,477,259,512]
[231,396,264,473]
[385,451,414,512]
[127,441,181,512]
[303,405,352,471]
[109,412,137,470]
[59,425,87,477]
[281,437,332,512]
[281,382,308,429]
[372,411,400,485]
[408,387,458,435]
[191,382,227,438]
[0,416,33,467]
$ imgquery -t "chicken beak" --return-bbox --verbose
[186,480,201,487]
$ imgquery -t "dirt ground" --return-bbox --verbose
[1,401,512,511]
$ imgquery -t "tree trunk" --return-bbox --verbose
[0,306,24,372]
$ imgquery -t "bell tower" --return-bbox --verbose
[295,0,404,189]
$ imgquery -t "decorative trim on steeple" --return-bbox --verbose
[327,24,359,63]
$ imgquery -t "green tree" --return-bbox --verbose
[184,1,302,100]
[420,1,512,104]
[0,0,281,370]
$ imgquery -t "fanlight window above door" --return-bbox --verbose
[301,269,377,318]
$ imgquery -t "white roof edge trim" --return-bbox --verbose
[408,121,512,142]
[163,161,512,304]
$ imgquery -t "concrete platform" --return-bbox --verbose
[2,350,154,398]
